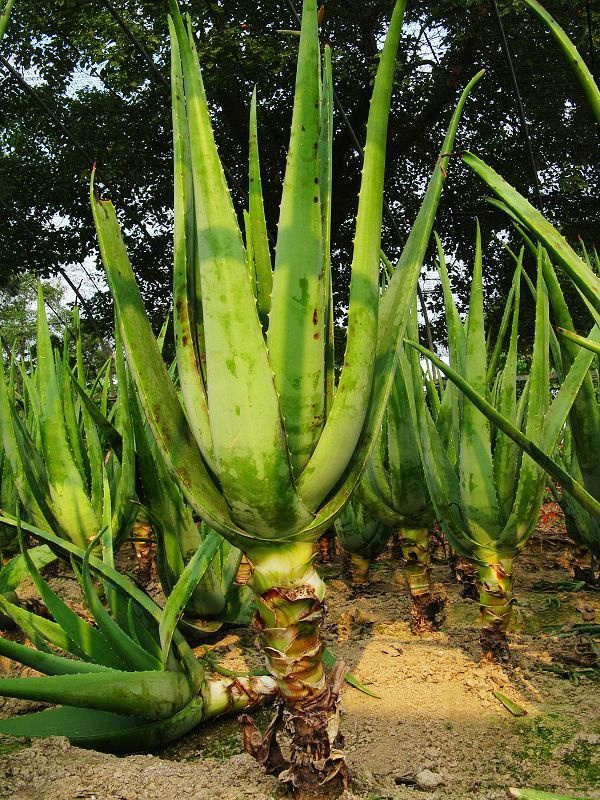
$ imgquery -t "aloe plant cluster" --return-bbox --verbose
[0,0,599,797]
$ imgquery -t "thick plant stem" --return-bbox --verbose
[397,528,445,633]
[451,553,479,600]
[348,552,371,585]
[241,542,349,798]
[477,557,514,660]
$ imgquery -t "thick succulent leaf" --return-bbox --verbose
[493,256,522,523]
[387,315,430,521]
[267,0,325,475]
[459,222,501,543]
[35,287,99,547]
[558,328,600,357]
[521,0,600,125]
[406,342,600,518]
[79,536,162,672]
[159,528,222,665]
[0,636,111,676]
[91,186,251,550]
[321,46,335,417]
[18,530,126,670]
[0,700,205,753]
[169,6,310,536]
[0,544,55,594]
[498,251,549,550]
[248,88,273,327]
[297,0,407,508]
[170,21,215,470]
[0,670,193,721]
[0,592,87,659]
[0,0,16,41]
[463,152,600,317]
[487,260,519,385]
[294,72,484,541]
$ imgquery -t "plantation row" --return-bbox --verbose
[0,1,598,798]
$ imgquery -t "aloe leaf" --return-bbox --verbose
[170,19,215,471]
[249,87,273,328]
[0,669,193,721]
[507,789,592,800]
[297,71,484,540]
[0,636,111,676]
[321,46,335,417]
[0,701,206,753]
[267,0,325,475]
[17,527,126,670]
[493,255,522,522]
[159,528,222,665]
[35,286,100,547]
[296,0,408,509]
[0,592,87,658]
[499,251,549,550]
[0,544,55,594]
[4,520,203,687]
[406,341,600,519]
[169,6,310,536]
[459,221,501,544]
[493,689,527,717]
[91,184,250,550]
[557,328,600,357]
[521,0,600,125]
[463,152,600,317]
[0,0,15,41]
[78,535,162,672]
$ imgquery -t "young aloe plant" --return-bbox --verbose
[0,521,276,751]
[403,229,558,659]
[425,4,600,561]
[333,498,391,586]
[408,233,600,657]
[359,306,444,632]
[92,0,482,789]
[0,294,137,551]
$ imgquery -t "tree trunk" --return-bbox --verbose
[477,557,514,661]
[241,542,349,799]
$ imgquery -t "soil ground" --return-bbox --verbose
[0,502,599,800]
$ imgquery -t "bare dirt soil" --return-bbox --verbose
[0,505,599,800]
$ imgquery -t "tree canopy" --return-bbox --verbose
[0,0,597,347]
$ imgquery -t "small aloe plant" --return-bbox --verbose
[0,294,137,550]
[91,0,481,790]
[334,498,391,586]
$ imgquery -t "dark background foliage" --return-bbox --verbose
[0,0,597,351]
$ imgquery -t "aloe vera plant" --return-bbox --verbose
[333,498,391,586]
[0,294,137,551]
[0,521,276,751]
[403,230,563,658]
[91,0,482,789]
[359,307,443,632]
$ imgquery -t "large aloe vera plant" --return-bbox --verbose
[0,294,137,550]
[91,0,481,790]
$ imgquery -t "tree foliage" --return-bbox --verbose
[0,0,597,345]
